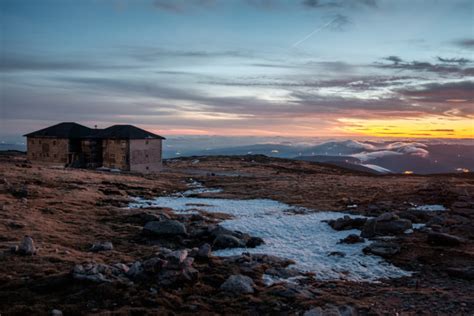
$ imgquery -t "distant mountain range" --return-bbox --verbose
[167,140,473,175]
[1,139,472,174]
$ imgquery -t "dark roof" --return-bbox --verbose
[23,122,98,139]
[96,125,165,140]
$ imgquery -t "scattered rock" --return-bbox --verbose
[304,304,356,316]
[164,249,188,266]
[143,220,187,236]
[328,251,346,257]
[339,234,364,244]
[50,309,63,316]
[220,274,255,294]
[126,261,144,279]
[326,216,367,231]
[17,236,36,255]
[361,212,412,237]
[363,241,400,258]
[90,241,113,252]
[197,243,212,258]
[72,263,131,284]
[246,236,265,248]
[213,234,245,249]
[427,232,464,246]
[265,267,301,279]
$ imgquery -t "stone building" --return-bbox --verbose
[24,122,165,173]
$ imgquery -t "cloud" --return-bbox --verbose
[152,0,216,12]
[384,56,403,65]
[376,56,474,76]
[453,38,474,49]
[437,57,471,64]
[397,81,474,106]
[302,0,377,9]
[126,47,252,62]
[0,53,136,72]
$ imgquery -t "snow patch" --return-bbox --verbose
[361,164,392,173]
[130,196,411,282]
[410,204,447,212]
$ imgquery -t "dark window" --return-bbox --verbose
[146,166,149,170]
[31,140,35,144]
[53,154,57,158]
[39,140,42,144]
[53,140,56,146]
[32,153,35,157]
[145,140,149,145]
[145,154,149,158]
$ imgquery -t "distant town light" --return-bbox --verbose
[404,171,414,174]
[456,168,470,173]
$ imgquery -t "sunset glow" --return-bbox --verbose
[0,0,473,140]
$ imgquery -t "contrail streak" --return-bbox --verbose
[291,18,337,48]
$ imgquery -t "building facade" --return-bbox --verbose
[24,122,165,173]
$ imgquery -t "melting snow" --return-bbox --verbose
[410,204,447,212]
[130,195,411,282]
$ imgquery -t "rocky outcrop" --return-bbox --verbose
[361,213,412,238]
[209,225,265,250]
[213,234,245,249]
[304,304,357,316]
[143,220,187,236]
[220,274,255,294]
[326,216,367,231]
[339,234,364,244]
[72,248,199,287]
[363,241,401,258]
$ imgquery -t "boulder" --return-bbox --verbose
[246,236,265,248]
[143,257,168,273]
[220,274,255,294]
[90,241,113,252]
[197,243,212,258]
[213,234,245,249]
[143,220,187,236]
[427,232,464,246]
[363,241,400,258]
[361,212,412,237]
[339,234,364,244]
[18,236,36,255]
[126,261,144,279]
[165,250,188,266]
[304,305,356,316]
[326,216,367,231]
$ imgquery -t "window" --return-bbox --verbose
[145,154,149,158]
[53,154,57,159]
[39,140,42,144]
[146,166,149,170]
[31,140,35,144]
[53,140,56,146]
[145,140,149,145]
[32,153,35,157]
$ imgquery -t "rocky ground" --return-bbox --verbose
[0,153,473,315]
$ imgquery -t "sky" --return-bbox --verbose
[1,0,473,140]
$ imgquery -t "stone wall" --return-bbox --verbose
[129,139,162,173]
[27,137,69,164]
[102,139,129,170]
